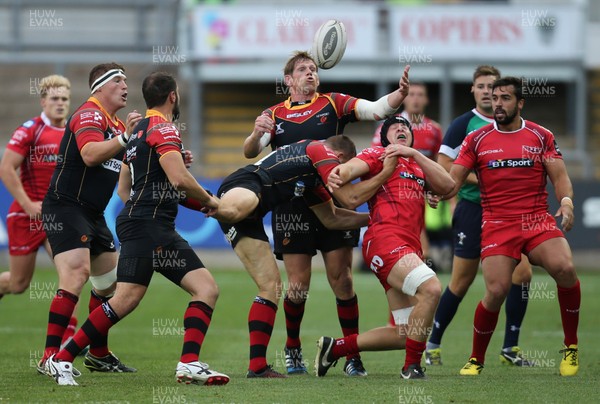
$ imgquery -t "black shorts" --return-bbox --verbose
[42,197,116,258]
[272,199,359,260]
[217,169,269,249]
[116,217,204,287]
[452,199,482,259]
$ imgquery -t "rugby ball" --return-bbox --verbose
[312,20,347,69]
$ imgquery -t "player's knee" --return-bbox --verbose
[551,259,576,284]
[486,281,511,301]
[9,281,29,294]
[418,276,442,304]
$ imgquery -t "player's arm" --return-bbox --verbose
[159,151,218,212]
[410,151,455,196]
[437,153,478,185]
[244,113,273,158]
[445,164,470,199]
[354,65,410,120]
[329,156,396,210]
[117,162,132,203]
[309,199,369,230]
[0,149,40,217]
[545,158,574,231]
[80,110,141,167]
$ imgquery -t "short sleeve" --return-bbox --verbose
[306,142,341,184]
[328,92,359,119]
[146,123,183,156]
[6,122,35,156]
[72,108,107,150]
[356,147,384,178]
[453,137,476,171]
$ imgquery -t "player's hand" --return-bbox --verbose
[183,149,194,168]
[381,144,414,159]
[254,114,274,136]
[555,204,574,232]
[426,192,441,209]
[125,110,143,134]
[201,195,220,217]
[25,201,43,219]
[398,65,411,98]
[327,166,343,192]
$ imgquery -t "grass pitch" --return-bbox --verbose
[0,264,598,403]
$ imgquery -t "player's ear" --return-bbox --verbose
[284,75,293,87]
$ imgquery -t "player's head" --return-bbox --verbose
[325,135,356,163]
[283,51,319,97]
[39,75,71,126]
[89,62,127,111]
[472,65,501,115]
[142,72,180,122]
[402,82,428,117]
[380,115,413,148]
[492,76,524,127]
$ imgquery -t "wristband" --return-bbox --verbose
[117,134,128,147]
[560,197,574,208]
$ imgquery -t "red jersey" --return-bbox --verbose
[371,112,442,160]
[358,147,425,249]
[264,92,359,148]
[5,113,64,215]
[454,119,562,221]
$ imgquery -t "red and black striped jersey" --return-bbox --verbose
[263,92,359,149]
[241,139,338,213]
[47,97,126,213]
[121,110,184,222]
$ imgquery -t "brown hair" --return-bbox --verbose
[283,51,317,76]
[88,62,125,89]
[325,135,356,159]
[473,65,501,83]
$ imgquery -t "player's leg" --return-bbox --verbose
[387,253,440,378]
[322,244,366,376]
[281,253,311,374]
[235,236,286,378]
[527,236,579,376]
[273,200,318,375]
[213,187,260,224]
[315,274,412,378]
[460,254,515,375]
[0,215,46,295]
[166,242,229,385]
[426,199,481,364]
[500,254,533,366]
[41,247,91,363]
[0,253,37,294]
